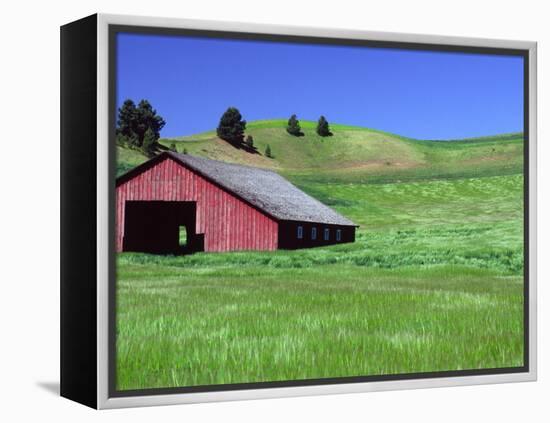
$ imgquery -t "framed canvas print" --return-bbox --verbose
[60,14,537,409]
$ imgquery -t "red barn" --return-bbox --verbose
[116,152,357,254]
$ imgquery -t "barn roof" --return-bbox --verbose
[164,152,357,227]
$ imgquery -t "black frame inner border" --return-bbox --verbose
[108,23,530,398]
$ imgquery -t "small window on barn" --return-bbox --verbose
[297,225,303,239]
[311,227,317,240]
[324,228,330,241]
[336,229,342,241]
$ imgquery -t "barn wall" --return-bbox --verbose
[116,156,278,253]
[278,221,356,249]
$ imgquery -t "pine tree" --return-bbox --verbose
[216,107,246,144]
[116,98,165,147]
[245,135,254,148]
[142,128,157,157]
[134,100,166,145]
[117,99,137,138]
[169,143,177,152]
[286,114,302,136]
[265,144,273,158]
[316,115,331,137]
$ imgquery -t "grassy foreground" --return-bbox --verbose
[116,175,524,390]
[116,263,523,390]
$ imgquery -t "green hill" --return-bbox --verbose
[118,119,523,184]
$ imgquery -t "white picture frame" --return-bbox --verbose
[60,13,537,409]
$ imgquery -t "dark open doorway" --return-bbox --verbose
[122,201,204,254]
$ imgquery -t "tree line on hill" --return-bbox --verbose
[286,113,331,137]
[216,107,333,159]
[217,107,332,143]
[116,100,333,160]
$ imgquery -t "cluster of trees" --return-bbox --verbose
[215,107,334,160]
[287,114,331,137]
[116,99,166,156]
[216,107,273,158]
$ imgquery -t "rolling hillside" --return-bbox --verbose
[115,120,525,389]
[117,119,524,184]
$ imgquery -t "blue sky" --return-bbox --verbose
[116,33,524,140]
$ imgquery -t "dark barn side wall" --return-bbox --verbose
[278,220,356,250]
[116,156,278,252]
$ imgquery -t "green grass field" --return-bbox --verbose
[116,121,525,390]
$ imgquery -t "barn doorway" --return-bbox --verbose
[122,201,204,255]
[179,226,188,249]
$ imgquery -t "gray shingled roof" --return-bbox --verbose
[167,152,356,226]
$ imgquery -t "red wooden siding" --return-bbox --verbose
[116,156,279,252]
